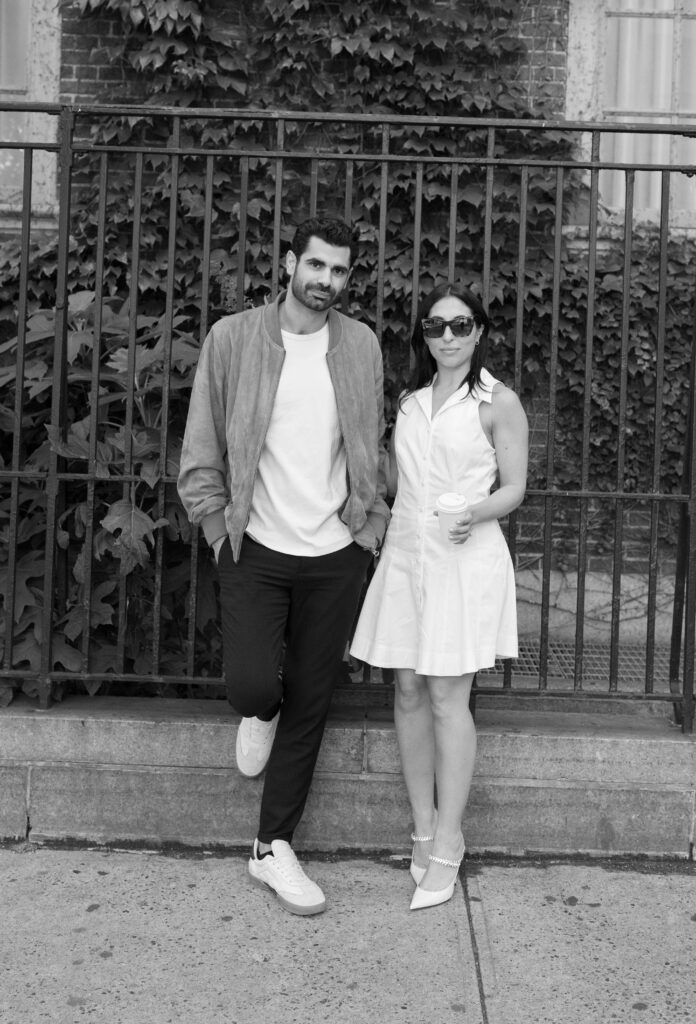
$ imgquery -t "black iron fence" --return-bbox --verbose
[0,104,694,730]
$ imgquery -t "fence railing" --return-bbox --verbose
[0,104,694,731]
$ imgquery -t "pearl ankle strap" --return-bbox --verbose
[429,852,464,868]
[410,832,434,843]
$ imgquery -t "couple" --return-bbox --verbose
[177,217,528,917]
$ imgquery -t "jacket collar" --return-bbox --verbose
[262,291,344,352]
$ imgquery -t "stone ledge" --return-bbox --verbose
[1,696,694,857]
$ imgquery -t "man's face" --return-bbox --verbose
[286,235,352,312]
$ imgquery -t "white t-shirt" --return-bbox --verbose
[245,323,353,556]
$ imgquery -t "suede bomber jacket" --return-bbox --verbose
[177,292,391,562]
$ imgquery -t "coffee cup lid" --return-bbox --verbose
[436,492,468,512]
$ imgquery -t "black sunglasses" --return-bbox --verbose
[421,316,476,339]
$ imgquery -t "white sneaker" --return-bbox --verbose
[248,839,326,916]
[235,713,279,777]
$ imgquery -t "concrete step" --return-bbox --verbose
[1,696,694,857]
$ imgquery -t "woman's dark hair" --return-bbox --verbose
[400,282,490,409]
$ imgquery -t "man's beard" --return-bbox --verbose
[291,275,336,311]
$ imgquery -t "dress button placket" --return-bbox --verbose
[416,422,433,609]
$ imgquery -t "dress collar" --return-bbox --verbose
[412,368,497,419]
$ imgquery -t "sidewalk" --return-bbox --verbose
[2,842,694,1024]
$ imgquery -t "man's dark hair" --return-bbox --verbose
[290,217,360,266]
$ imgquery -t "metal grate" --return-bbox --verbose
[480,639,675,693]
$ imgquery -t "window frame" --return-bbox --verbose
[566,0,696,228]
[0,0,61,232]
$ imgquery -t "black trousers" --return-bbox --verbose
[217,535,372,843]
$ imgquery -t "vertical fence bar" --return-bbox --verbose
[513,165,528,396]
[504,163,529,691]
[309,158,319,217]
[236,156,249,310]
[270,119,284,299]
[374,124,390,342]
[670,302,693,716]
[80,151,109,677]
[343,159,353,226]
[680,292,696,732]
[4,146,34,677]
[539,165,565,691]
[114,149,145,673]
[183,153,216,678]
[39,106,75,707]
[200,154,215,340]
[643,170,671,693]
[410,161,424,345]
[573,130,601,691]
[340,159,354,315]
[670,490,689,718]
[481,127,495,306]
[608,170,634,692]
[448,163,458,282]
[151,116,181,676]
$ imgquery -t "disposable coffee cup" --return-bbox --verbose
[436,492,469,542]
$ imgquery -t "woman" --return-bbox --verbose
[351,282,528,910]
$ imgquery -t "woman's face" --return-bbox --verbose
[423,296,481,375]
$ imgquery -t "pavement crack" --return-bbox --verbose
[462,868,491,1024]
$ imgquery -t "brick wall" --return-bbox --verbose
[60,3,131,105]
[514,502,678,575]
[515,0,569,117]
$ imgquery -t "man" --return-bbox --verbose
[178,217,389,916]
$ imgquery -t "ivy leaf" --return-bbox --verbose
[11,632,82,673]
[61,580,117,642]
[139,457,161,489]
[0,552,45,622]
[67,329,95,364]
[68,290,96,314]
[101,499,169,575]
[25,360,51,399]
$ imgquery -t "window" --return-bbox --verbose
[0,0,30,203]
[0,0,61,227]
[567,0,696,225]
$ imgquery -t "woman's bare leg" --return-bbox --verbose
[394,668,437,869]
[420,672,476,891]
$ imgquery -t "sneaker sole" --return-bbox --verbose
[248,870,326,916]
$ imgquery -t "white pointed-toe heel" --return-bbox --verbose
[409,830,433,885]
[410,837,465,911]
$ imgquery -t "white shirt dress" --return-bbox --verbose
[350,368,518,677]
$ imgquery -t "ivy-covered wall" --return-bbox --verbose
[59,0,569,116]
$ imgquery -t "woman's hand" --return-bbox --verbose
[434,508,474,544]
